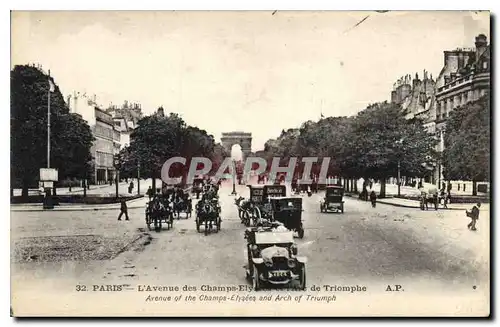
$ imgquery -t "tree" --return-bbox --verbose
[11,64,94,197]
[126,110,219,190]
[443,95,490,195]
[338,102,436,197]
[127,112,186,191]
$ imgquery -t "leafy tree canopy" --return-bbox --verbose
[443,95,490,182]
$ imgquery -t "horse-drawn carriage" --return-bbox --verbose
[162,186,193,219]
[145,195,174,231]
[171,191,193,219]
[235,195,253,226]
[419,187,439,210]
[192,176,205,199]
[247,184,287,221]
[195,194,222,235]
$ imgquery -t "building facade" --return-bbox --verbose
[390,71,438,183]
[106,101,143,150]
[390,34,490,188]
[433,34,490,186]
[67,93,121,184]
[91,108,119,184]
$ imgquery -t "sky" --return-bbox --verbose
[11,11,490,151]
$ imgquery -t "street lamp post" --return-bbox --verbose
[397,160,401,197]
[137,160,141,195]
[231,159,237,195]
[396,138,405,197]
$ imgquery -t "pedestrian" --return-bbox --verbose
[147,186,153,200]
[118,200,129,221]
[128,181,134,194]
[369,190,377,208]
[466,203,481,231]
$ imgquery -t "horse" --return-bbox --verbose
[172,192,192,219]
[147,196,173,231]
[196,198,221,235]
[235,196,253,226]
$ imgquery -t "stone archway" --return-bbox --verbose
[220,132,252,161]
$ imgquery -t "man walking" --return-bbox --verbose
[466,203,481,231]
[369,190,377,208]
[118,200,130,221]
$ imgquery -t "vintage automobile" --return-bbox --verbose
[244,224,307,290]
[270,196,304,239]
[320,185,345,213]
[247,185,287,221]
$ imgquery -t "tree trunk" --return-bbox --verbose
[380,178,386,198]
[21,180,29,198]
[83,179,87,198]
[472,180,477,196]
[354,179,358,193]
[152,176,157,194]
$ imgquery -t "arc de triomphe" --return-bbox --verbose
[220,132,252,161]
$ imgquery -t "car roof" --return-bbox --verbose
[270,196,302,200]
[255,231,294,244]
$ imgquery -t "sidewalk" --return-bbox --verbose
[11,180,193,212]
[10,196,149,212]
[357,181,488,197]
[346,193,485,211]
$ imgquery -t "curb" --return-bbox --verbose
[345,194,469,211]
[10,205,146,213]
[11,186,193,213]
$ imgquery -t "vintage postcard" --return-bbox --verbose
[10,10,490,317]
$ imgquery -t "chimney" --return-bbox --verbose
[475,34,488,58]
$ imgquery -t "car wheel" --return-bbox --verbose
[298,228,304,239]
[252,265,261,291]
[298,265,306,290]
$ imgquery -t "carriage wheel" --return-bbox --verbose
[243,211,250,227]
[196,217,201,233]
[215,217,221,233]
